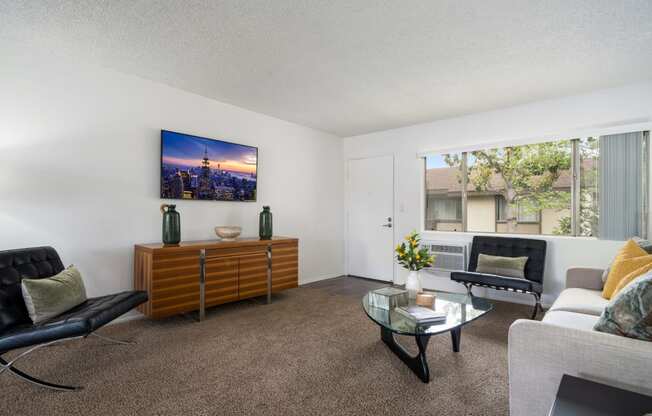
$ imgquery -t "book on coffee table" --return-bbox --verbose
[395,306,446,325]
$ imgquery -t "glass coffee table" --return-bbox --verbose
[362,289,493,383]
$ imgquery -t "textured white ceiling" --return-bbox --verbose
[2,1,652,136]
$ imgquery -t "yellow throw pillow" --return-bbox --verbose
[612,261,652,297]
[601,239,648,298]
[602,254,652,299]
[614,239,648,262]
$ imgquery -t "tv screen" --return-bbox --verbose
[160,130,257,201]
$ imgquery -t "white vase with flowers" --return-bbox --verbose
[395,231,436,299]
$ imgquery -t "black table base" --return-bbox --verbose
[380,326,461,383]
[451,327,461,352]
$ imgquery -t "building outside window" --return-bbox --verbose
[425,154,464,231]
[424,131,649,240]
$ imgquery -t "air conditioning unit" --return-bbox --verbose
[421,241,470,273]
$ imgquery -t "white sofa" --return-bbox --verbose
[508,267,652,416]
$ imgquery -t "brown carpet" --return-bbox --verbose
[1,277,532,416]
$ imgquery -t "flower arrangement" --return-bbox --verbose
[395,231,435,271]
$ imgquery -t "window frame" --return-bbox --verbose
[422,133,650,239]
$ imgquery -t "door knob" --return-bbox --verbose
[381,223,392,228]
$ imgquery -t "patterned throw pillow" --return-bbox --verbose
[633,236,652,253]
[594,271,652,341]
[476,254,528,279]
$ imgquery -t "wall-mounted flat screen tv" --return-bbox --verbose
[160,130,257,201]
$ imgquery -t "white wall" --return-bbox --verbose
[4,48,651,310]
[343,82,652,306]
[0,51,345,298]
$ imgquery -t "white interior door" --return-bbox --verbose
[347,155,394,282]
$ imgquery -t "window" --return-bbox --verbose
[425,154,464,231]
[424,131,649,239]
[496,197,540,223]
[430,198,462,221]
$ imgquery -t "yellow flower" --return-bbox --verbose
[416,253,420,260]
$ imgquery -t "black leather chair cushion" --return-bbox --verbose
[451,271,543,293]
[0,247,65,333]
[0,291,148,353]
[467,236,547,284]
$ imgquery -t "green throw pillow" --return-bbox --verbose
[21,265,87,324]
[476,254,528,279]
[594,270,652,341]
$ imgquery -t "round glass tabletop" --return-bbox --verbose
[362,289,493,336]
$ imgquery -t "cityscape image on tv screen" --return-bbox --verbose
[160,130,257,201]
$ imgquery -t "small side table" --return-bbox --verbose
[550,374,652,416]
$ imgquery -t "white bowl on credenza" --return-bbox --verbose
[214,226,242,241]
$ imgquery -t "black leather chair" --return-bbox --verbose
[450,236,547,319]
[0,246,148,390]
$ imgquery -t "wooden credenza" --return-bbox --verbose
[134,237,298,319]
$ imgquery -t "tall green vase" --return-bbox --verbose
[160,204,181,245]
[259,206,273,240]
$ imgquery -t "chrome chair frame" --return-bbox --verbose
[0,332,135,391]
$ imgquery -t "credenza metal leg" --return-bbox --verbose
[199,249,206,322]
[266,244,272,304]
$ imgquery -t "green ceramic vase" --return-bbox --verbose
[259,206,273,240]
[161,204,181,245]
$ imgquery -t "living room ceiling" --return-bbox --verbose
[2,1,652,137]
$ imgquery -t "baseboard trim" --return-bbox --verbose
[344,275,393,284]
[104,278,549,326]
[299,273,345,285]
